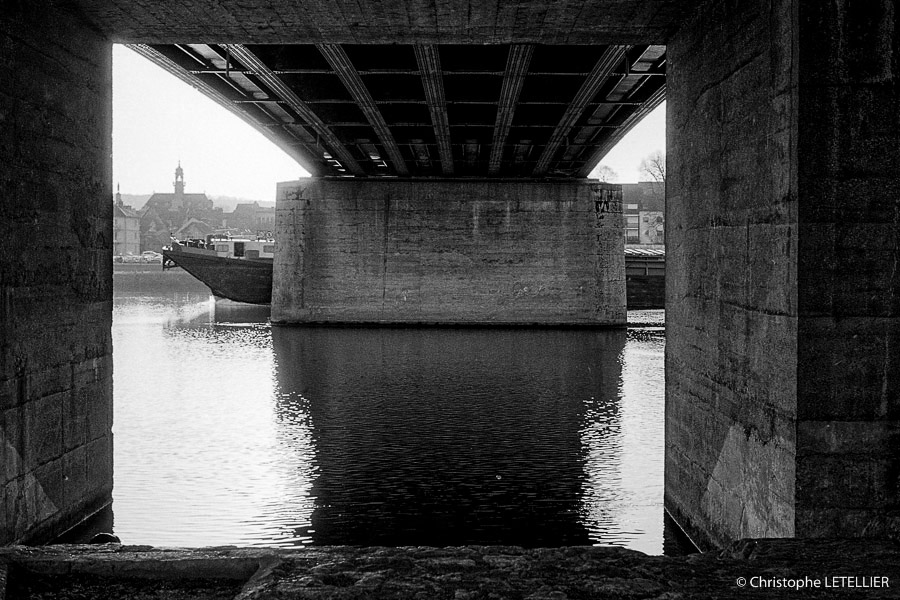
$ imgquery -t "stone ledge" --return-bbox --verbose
[1,540,899,599]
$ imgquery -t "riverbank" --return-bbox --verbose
[3,539,899,599]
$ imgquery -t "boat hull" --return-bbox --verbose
[162,249,273,305]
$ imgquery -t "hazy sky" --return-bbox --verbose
[112,45,665,201]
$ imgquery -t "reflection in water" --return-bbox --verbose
[112,293,666,553]
[113,294,314,548]
[272,327,624,547]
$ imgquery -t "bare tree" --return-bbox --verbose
[594,164,618,183]
[638,150,666,195]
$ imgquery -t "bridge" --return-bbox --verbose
[129,43,665,179]
[2,0,899,555]
[123,39,668,327]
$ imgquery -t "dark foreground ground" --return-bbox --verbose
[1,539,899,599]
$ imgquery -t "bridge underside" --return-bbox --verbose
[130,43,665,180]
[2,0,900,550]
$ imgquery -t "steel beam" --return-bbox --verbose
[531,45,629,176]
[223,44,366,176]
[126,44,323,176]
[577,84,665,177]
[317,44,410,176]
[414,45,454,175]
[488,44,533,175]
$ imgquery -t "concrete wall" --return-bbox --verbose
[273,179,625,326]
[666,0,798,548]
[0,3,113,543]
[795,0,900,539]
[667,0,900,548]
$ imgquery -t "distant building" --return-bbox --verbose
[113,185,141,256]
[639,210,665,245]
[174,217,214,241]
[139,205,172,253]
[144,162,214,213]
[621,181,665,246]
[138,163,221,252]
[225,201,276,236]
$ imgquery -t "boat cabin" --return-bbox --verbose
[207,235,275,260]
[168,234,275,261]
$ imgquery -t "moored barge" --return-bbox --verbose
[162,235,274,305]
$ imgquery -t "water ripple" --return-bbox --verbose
[112,294,665,553]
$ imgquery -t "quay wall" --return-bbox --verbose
[0,3,114,543]
[272,179,625,326]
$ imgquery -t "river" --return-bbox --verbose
[110,289,673,554]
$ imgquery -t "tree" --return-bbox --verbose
[639,150,666,195]
[594,164,618,183]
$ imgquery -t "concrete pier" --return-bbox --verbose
[665,0,900,548]
[272,179,625,326]
[0,2,114,545]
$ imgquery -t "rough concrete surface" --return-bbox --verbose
[793,0,900,541]
[665,0,798,547]
[273,179,625,327]
[66,0,688,44]
[665,0,900,548]
[2,540,900,599]
[0,0,114,545]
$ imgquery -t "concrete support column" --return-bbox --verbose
[667,0,900,548]
[666,0,799,549]
[273,179,625,326]
[795,0,900,539]
[0,3,113,543]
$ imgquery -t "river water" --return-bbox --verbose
[111,290,669,554]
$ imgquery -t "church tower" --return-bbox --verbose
[173,162,185,209]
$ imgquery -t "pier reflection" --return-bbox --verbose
[112,293,665,552]
[272,326,627,547]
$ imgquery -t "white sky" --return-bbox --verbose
[595,101,666,183]
[112,45,665,201]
